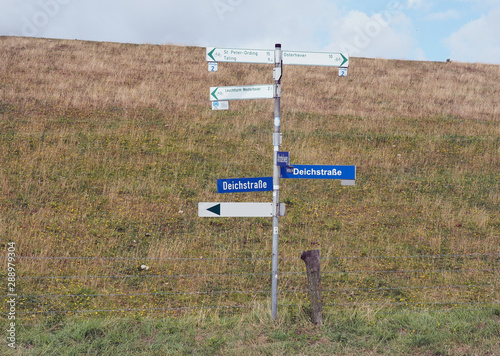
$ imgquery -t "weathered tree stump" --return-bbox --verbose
[300,249,323,324]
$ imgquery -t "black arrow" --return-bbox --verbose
[207,203,221,216]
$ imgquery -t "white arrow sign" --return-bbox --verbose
[283,51,349,67]
[210,85,274,101]
[199,202,272,217]
[198,202,285,217]
[206,47,274,64]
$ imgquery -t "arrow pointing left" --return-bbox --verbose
[207,203,221,216]
[211,87,219,101]
[198,202,281,217]
[207,48,217,62]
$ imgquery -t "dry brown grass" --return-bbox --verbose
[2,37,499,120]
[0,36,498,323]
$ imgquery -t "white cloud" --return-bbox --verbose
[334,10,418,60]
[407,0,423,9]
[200,0,342,51]
[445,6,500,64]
[426,9,460,21]
[413,47,427,61]
[406,0,432,10]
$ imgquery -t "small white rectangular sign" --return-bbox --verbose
[210,85,274,101]
[208,62,218,72]
[212,101,229,110]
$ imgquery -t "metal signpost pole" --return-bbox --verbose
[271,44,282,320]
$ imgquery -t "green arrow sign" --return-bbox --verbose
[207,48,217,62]
[340,53,348,67]
[211,87,219,101]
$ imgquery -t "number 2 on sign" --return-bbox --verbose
[208,62,218,72]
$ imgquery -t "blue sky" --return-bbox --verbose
[1,0,499,64]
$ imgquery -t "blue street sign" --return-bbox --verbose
[217,177,273,193]
[277,151,290,167]
[280,165,355,180]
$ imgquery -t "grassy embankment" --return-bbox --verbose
[0,37,499,354]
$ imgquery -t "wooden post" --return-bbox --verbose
[300,249,323,324]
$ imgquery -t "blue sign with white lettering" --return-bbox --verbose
[217,177,273,193]
[280,165,355,180]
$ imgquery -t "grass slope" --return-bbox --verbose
[0,36,499,354]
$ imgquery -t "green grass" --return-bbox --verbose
[4,307,500,355]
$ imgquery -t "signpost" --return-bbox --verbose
[210,85,274,101]
[204,44,354,320]
[271,44,282,319]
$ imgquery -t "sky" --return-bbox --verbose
[1,0,499,65]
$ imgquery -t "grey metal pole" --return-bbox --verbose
[271,43,282,320]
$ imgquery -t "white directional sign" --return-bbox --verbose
[210,85,274,101]
[206,47,349,67]
[206,47,274,64]
[283,51,349,67]
[199,202,284,217]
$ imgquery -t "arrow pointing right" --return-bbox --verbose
[340,53,348,67]
[207,203,221,216]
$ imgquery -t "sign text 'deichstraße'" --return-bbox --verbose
[217,177,273,193]
[280,165,356,180]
